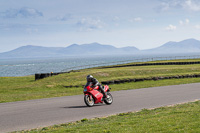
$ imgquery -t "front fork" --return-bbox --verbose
[85,94,92,101]
[89,95,92,100]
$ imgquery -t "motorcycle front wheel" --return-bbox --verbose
[104,92,113,105]
[84,95,94,107]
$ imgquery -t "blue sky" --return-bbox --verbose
[1,0,200,52]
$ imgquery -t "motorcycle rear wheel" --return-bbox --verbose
[104,92,113,105]
[84,95,94,107]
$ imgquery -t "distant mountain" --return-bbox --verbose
[0,45,64,58]
[1,39,200,59]
[120,46,140,53]
[0,43,139,58]
[145,39,200,53]
[60,43,117,55]
[59,43,139,55]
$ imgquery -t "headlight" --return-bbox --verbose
[84,88,87,92]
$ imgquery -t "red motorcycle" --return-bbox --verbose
[83,83,113,107]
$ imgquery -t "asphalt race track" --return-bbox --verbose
[0,83,200,132]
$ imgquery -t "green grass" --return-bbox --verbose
[109,78,200,91]
[15,101,200,133]
[1,59,200,103]
[100,58,200,68]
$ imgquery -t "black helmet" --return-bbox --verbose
[87,75,93,82]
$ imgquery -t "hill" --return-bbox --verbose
[1,39,200,58]
[145,39,200,53]
[0,45,64,58]
[0,43,139,58]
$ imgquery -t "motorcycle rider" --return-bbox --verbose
[86,75,107,98]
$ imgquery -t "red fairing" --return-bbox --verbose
[84,85,103,103]
[104,85,109,92]
[86,86,91,91]
[90,89,103,103]
[86,85,99,91]
[94,86,99,90]
[83,84,111,106]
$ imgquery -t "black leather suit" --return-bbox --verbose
[87,78,106,97]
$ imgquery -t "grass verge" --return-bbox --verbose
[1,59,200,103]
[15,101,200,133]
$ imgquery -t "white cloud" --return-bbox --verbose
[165,24,177,31]
[184,0,200,11]
[185,19,190,24]
[157,0,200,12]
[76,18,105,31]
[129,17,142,22]
[156,2,170,12]
[134,17,142,21]
[195,25,200,29]
[179,18,190,25]
[0,7,43,18]
[179,20,183,25]
[156,0,182,12]
[53,14,72,21]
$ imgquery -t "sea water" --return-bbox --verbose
[0,53,199,77]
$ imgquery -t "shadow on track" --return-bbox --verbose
[65,105,88,108]
[63,104,105,109]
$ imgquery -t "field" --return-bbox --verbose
[15,101,200,133]
[1,58,200,103]
[2,58,200,133]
